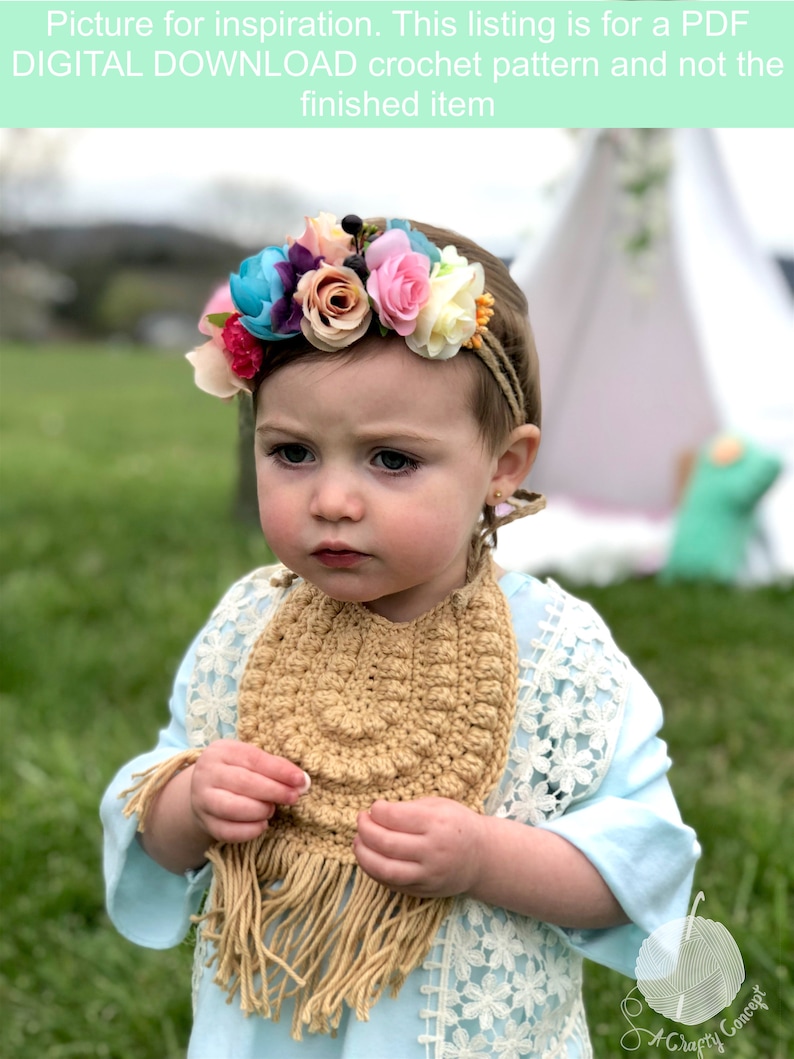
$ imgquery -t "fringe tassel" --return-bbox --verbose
[120,749,203,831]
[198,834,453,1038]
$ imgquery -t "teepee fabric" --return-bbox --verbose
[510,128,793,582]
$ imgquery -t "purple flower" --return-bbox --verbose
[270,242,321,334]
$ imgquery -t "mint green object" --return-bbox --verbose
[662,437,782,583]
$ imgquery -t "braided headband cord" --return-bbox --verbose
[469,489,546,580]
[465,327,544,578]
[474,329,527,427]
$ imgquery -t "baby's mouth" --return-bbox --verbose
[313,548,370,569]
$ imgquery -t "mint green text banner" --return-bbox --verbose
[2,2,791,127]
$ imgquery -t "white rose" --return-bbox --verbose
[405,246,484,360]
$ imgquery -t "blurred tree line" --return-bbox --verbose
[0,129,308,347]
[0,129,311,524]
[0,220,246,345]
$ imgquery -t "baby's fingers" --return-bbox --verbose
[352,832,425,893]
[195,741,310,807]
[200,808,274,845]
[254,750,312,802]
[355,808,422,862]
[201,788,276,824]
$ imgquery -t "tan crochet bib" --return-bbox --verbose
[125,557,518,1038]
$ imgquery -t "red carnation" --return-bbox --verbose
[221,314,264,379]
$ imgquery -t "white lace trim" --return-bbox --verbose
[185,566,295,748]
[418,580,626,1058]
[185,571,627,1055]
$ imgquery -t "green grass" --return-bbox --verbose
[579,580,793,1059]
[1,344,791,1058]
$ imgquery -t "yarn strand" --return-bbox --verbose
[120,748,202,830]
[197,834,454,1037]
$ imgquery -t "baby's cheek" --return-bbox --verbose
[395,507,470,566]
[258,501,299,557]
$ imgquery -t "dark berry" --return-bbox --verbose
[343,253,368,280]
[341,214,363,236]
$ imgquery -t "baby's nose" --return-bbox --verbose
[309,473,364,522]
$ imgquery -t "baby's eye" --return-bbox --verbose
[273,444,314,464]
[374,450,419,473]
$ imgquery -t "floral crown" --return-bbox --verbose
[188,212,524,424]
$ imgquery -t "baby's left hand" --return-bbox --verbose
[353,798,484,899]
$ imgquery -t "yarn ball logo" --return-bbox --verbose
[635,892,745,1025]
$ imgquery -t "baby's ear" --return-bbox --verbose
[490,425,540,499]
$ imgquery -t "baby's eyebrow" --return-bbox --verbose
[255,421,310,441]
[351,428,442,446]
[256,422,442,447]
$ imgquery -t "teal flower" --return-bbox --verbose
[230,246,293,341]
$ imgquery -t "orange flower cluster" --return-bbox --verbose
[462,292,496,351]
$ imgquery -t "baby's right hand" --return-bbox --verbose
[190,740,310,845]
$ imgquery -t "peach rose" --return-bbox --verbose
[288,212,352,267]
[295,263,372,351]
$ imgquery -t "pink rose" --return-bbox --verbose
[364,229,431,336]
[406,247,484,360]
[288,212,352,267]
[295,263,372,351]
[197,283,234,335]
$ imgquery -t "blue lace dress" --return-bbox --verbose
[101,567,699,1059]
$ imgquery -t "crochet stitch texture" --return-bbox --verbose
[124,557,519,1038]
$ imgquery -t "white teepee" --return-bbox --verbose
[507,128,794,583]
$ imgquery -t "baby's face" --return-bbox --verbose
[254,337,498,622]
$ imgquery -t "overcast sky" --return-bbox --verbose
[7,127,793,259]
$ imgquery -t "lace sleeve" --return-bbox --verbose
[494,577,699,976]
[100,564,296,948]
[184,564,298,746]
[538,666,700,977]
[100,631,212,948]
